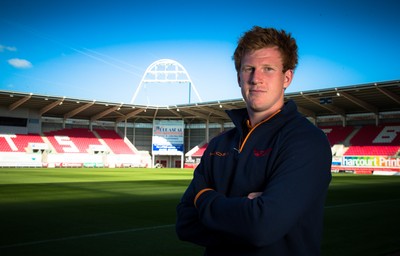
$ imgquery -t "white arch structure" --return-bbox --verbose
[130,59,202,104]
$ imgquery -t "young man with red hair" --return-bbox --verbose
[176,26,332,256]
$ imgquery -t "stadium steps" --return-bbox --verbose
[93,129,137,154]
[320,126,355,146]
[39,133,57,153]
[331,144,347,156]
[343,126,361,147]
[185,141,208,157]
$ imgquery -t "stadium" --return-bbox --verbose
[0,60,399,173]
[0,59,399,255]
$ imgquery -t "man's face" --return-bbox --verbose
[238,47,293,120]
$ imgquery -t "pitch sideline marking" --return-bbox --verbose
[1,198,399,249]
[0,224,174,249]
[325,198,400,209]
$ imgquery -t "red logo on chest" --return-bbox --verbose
[253,148,272,157]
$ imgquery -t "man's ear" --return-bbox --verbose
[237,73,242,87]
[283,69,294,89]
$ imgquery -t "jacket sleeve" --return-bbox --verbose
[175,179,212,247]
[176,160,225,247]
[194,129,332,248]
[176,153,253,248]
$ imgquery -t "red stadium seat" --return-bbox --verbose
[320,126,354,146]
[94,129,136,154]
[44,128,103,153]
[344,125,400,156]
[0,133,44,152]
[191,143,208,157]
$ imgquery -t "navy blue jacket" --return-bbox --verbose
[176,100,332,255]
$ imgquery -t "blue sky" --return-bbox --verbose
[1,0,399,106]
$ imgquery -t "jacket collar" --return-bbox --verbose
[225,100,298,132]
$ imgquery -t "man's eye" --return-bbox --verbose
[264,67,274,72]
[243,67,253,72]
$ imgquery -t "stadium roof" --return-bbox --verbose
[1,80,399,125]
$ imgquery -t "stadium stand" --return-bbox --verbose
[320,126,355,146]
[0,128,150,168]
[44,128,104,153]
[344,145,399,156]
[0,79,399,172]
[344,125,400,156]
[191,143,208,158]
[94,129,136,154]
[0,134,19,152]
[0,133,45,152]
[184,143,208,168]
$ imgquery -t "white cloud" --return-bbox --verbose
[0,44,17,52]
[8,58,33,69]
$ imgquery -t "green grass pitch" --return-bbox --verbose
[0,168,399,256]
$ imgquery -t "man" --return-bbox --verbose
[176,26,332,255]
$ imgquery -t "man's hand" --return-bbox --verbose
[247,192,262,200]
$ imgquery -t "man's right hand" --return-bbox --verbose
[247,192,262,199]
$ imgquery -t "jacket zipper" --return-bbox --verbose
[238,109,281,152]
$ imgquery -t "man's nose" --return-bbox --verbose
[251,69,262,84]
